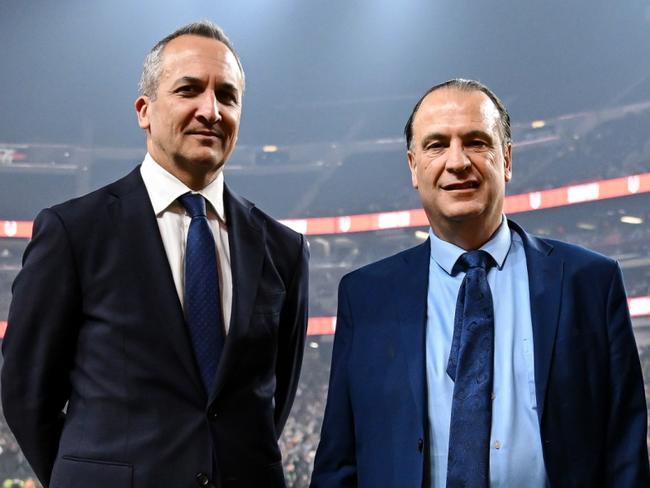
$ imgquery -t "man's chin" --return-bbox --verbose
[441,205,504,234]
[440,204,485,222]
[180,150,225,170]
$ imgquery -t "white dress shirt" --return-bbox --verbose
[140,153,233,332]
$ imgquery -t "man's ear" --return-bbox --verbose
[503,143,512,182]
[134,96,151,130]
[407,150,419,189]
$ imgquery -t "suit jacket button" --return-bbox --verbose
[209,408,218,420]
[417,438,424,452]
[196,473,210,486]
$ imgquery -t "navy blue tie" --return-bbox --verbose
[180,192,224,394]
[446,250,495,487]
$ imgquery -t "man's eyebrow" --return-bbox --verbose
[463,130,494,142]
[420,132,450,146]
[216,82,240,96]
[171,77,240,94]
[172,76,203,86]
[417,130,496,149]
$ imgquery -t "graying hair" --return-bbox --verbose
[404,78,511,151]
[138,20,245,100]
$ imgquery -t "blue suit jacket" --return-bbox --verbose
[1,167,309,488]
[311,220,649,487]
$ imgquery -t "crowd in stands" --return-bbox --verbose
[0,272,14,325]
[0,336,647,487]
[0,376,38,485]
[229,105,650,219]
[497,108,650,196]
[279,342,331,487]
[0,480,37,488]
[308,212,650,318]
[0,104,649,486]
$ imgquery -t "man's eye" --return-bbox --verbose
[176,86,197,95]
[218,92,238,105]
[426,142,443,150]
[469,140,488,147]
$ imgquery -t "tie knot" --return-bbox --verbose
[454,250,494,274]
[180,193,207,218]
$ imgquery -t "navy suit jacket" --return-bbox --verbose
[1,167,309,488]
[311,220,649,487]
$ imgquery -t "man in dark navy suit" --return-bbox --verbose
[2,21,308,488]
[312,79,649,487]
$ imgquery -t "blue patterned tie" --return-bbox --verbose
[446,250,495,487]
[180,192,224,394]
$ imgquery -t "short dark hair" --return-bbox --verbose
[138,20,245,99]
[404,79,511,150]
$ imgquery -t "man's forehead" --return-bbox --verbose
[160,35,243,85]
[415,88,500,129]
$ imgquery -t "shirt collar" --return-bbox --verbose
[140,153,226,222]
[429,216,512,275]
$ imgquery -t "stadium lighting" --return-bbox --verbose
[414,230,429,240]
[576,222,596,230]
[620,215,643,224]
[309,341,319,349]
[531,120,546,129]
[262,145,279,153]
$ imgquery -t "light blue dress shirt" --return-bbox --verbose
[426,218,547,487]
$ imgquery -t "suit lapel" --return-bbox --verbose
[209,185,265,401]
[108,168,203,394]
[509,220,563,422]
[396,240,431,425]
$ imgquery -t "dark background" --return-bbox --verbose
[1,0,649,149]
[1,1,650,486]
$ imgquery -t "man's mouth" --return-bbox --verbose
[442,181,480,191]
[189,129,223,139]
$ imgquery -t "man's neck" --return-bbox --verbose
[430,217,503,251]
[148,152,223,191]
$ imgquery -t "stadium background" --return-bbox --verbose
[1,0,650,486]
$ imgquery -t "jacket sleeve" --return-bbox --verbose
[310,275,357,487]
[604,264,650,485]
[273,233,309,435]
[1,208,82,487]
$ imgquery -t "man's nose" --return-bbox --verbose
[446,140,471,172]
[196,91,220,125]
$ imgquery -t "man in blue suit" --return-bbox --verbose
[311,79,649,487]
[2,21,308,487]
